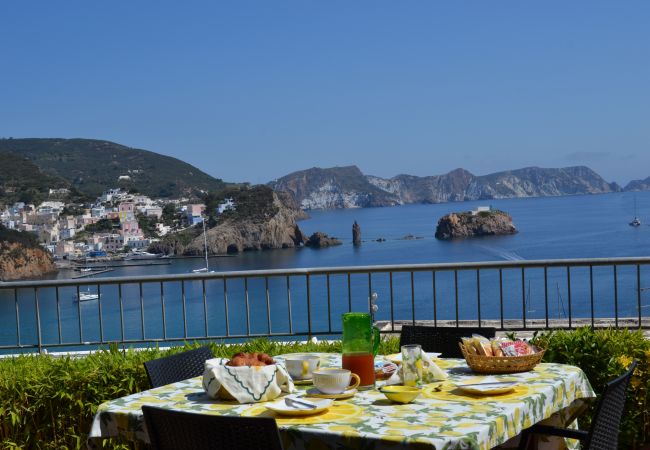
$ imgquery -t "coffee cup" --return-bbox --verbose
[312,368,361,394]
[284,355,320,380]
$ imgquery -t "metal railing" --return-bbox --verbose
[1,256,649,352]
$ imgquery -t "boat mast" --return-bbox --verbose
[202,218,209,271]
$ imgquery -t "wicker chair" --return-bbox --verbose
[399,326,496,358]
[144,346,214,388]
[517,360,638,450]
[142,405,283,450]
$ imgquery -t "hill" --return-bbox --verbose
[624,176,650,192]
[0,138,227,199]
[269,166,399,209]
[272,165,620,210]
[0,152,73,207]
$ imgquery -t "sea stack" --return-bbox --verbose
[352,221,361,246]
[435,207,517,240]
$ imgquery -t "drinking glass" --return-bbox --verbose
[401,344,424,387]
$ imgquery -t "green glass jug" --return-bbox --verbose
[341,312,381,388]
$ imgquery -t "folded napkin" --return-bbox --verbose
[385,352,448,386]
[202,358,295,404]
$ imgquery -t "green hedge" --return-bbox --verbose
[0,338,399,449]
[531,327,650,449]
[1,331,648,449]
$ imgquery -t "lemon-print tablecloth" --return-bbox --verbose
[88,354,595,450]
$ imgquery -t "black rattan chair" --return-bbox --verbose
[142,405,283,450]
[517,360,638,450]
[399,325,496,358]
[144,346,214,388]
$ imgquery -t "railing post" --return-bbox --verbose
[34,288,43,353]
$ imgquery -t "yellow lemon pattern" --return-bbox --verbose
[89,354,594,450]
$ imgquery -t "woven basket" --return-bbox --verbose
[459,343,545,374]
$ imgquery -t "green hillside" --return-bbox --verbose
[0,138,227,199]
[0,152,72,207]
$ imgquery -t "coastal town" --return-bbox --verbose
[0,187,236,261]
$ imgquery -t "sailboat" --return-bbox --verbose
[630,197,641,227]
[192,219,214,273]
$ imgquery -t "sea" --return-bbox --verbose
[2,191,650,350]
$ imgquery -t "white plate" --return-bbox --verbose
[457,381,517,395]
[385,352,441,363]
[265,397,333,416]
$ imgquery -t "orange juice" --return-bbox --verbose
[342,352,375,388]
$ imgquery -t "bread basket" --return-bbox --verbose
[459,343,545,374]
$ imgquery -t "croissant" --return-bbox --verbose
[226,352,275,367]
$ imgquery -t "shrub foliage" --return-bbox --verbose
[531,327,650,449]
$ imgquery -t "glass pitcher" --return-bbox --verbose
[341,312,381,389]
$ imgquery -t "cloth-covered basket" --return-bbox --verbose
[202,358,295,404]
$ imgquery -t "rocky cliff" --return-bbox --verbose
[150,186,309,256]
[0,227,56,280]
[435,210,517,240]
[269,166,398,210]
[624,176,650,192]
[272,165,620,210]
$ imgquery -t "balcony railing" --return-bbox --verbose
[1,256,649,353]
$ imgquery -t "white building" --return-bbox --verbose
[217,198,236,214]
[471,206,492,216]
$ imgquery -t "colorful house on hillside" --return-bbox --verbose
[185,204,205,226]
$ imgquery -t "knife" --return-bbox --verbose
[285,396,318,409]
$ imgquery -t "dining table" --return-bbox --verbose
[88,353,595,450]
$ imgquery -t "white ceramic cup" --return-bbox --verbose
[312,368,361,394]
[284,355,321,380]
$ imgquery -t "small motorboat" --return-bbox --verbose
[76,291,100,302]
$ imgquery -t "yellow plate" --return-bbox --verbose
[305,387,357,399]
[457,382,517,395]
[293,378,313,385]
[265,398,333,416]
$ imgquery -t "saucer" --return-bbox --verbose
[293,378,313,385]
[305,387,357,399]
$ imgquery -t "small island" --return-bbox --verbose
[435,206,517,240]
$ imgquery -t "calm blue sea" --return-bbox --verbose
[2,191,650,350]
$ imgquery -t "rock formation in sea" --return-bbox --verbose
[305,232,342,248]
[0,226,56,280]
[435,210,517,240]
[352,221,361,246]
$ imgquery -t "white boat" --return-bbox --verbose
[76,291,99,302]
[125,251,161,260]
[191,219,214,273]
[80,268,93,273]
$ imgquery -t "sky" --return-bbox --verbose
[1,2,649,185]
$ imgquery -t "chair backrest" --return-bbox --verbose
[399,326,496,358]
[585,360,637,450]
[142,405,283,450]
[144,346,214,388]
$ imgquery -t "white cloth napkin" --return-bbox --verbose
[202,358,295,404]
[385,352,448,385]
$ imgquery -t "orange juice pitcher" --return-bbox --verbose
[341,312,380,389]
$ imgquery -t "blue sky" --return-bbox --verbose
[1,2,648,185]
